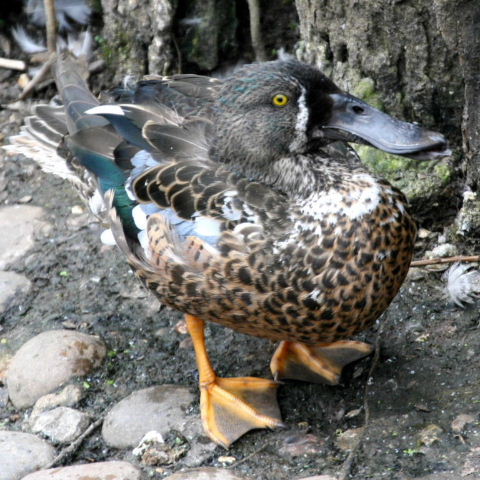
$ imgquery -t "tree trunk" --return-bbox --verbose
[295,0,480,225]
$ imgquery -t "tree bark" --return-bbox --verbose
[294,0,480,190]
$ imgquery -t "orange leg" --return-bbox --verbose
[186,314,283,448]
[270,340,373,385]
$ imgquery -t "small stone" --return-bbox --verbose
[20,461,141,480]
[418,424,443,446]
[335,427,364,452]
[31,384,84,421]
[18,195,32,204]
[451,413,475,433]
[344,407,362,419]
[31,406,91,443]
[0,205,52,269]
[102,385,195,448]
[279,433,325,457]
[217,455,236,465]
[0,430,55,480]
[428,243,458,258]
[17,73,30,89]
[0,271,31,314]
[417,228,431,239]
[133,430,189,466]
[163,468,248,480]
[7,330,106,408]
[71,205,84,215]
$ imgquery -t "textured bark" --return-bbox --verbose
[100,0,173,81]
[294,0,480,190]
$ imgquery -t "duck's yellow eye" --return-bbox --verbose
[272,94,289,107]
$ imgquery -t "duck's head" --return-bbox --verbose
[211,59,449,166]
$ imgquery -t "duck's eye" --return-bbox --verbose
[272,94,289,107]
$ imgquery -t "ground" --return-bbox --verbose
[1,85,480,480]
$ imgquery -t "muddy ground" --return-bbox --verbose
[1,78,480,480]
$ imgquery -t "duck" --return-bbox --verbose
[7,53,449,448]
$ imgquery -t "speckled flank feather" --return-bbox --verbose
[8,54,448,348]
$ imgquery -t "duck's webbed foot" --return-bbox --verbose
[270,340,373,385]
[186,314,283,448]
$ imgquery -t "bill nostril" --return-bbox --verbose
[352,105,365,115]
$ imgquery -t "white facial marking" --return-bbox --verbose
[289,86,309,152]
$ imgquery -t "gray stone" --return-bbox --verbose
[7,330,106,408]
[31,407,91,443]
[0,205,52,269]
[0,430,55,480]
[102,385,194,448]
[31,384,84,421]
[0,271,31,313]
[164,468,248,480]
[20,461,141,480]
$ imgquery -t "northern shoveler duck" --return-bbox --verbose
[8,53,449,448]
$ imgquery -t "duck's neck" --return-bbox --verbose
[221,151,369,199]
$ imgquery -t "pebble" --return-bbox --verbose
[0,270,31,313]
[451,413,475,433]
[279,433,325,458]
[163,468,248,480]
[20,461,141,480]
[102,385,195,448]
[335,427,364,451]
[30,384,84,420]
[428,243,458,258]
[7,330,106,408]
[0,430,55,480]
[0,205,52,269]
[418,424,443,446]
[30,406,91,443]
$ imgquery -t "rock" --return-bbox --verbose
[20,461,141,480]
[132,430,189,466]
[7,330,106,408]
[418,424,443,446]
[279,433,325,458]
[451,413,475,433]
[335,427,364,452]
[163,468,248,480]
[31,385,84,420]
[0,271,31,313]
[0,430,55,480]
[30,407,91,443]
[428,243,458,259]
[102,385,195,448]
[0,205,52,269]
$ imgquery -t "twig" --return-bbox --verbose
[247,0,267,62]
[18,53,56,100]
[338,323,384,480]
[44,0,58,54]
[0,58,26,71]
[44,417,104,468]
[410,255,480,267]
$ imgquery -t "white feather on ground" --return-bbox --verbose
[443,262,480,307]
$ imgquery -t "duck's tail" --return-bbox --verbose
[5,53,136,230]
